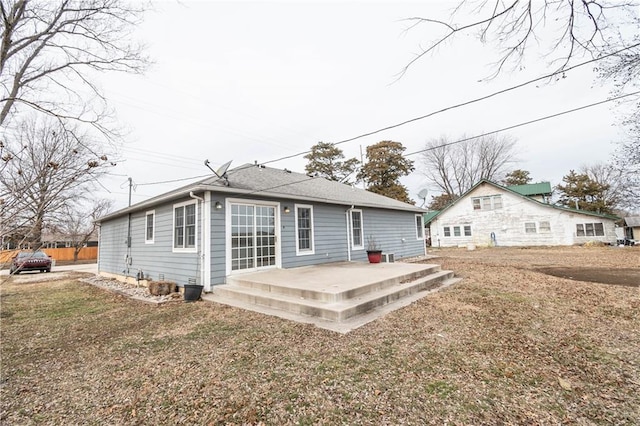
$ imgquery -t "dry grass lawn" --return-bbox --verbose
[1,246,639,425]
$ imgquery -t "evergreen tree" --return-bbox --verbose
[427,193,458,210]
[502,169,532,186]
[357,141,414,203]
[304,142,359,183]
[556,170,613,214]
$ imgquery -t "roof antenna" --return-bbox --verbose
[204,159,232,186]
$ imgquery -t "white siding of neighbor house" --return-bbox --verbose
[431,182,617,247]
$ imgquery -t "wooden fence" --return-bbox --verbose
[0,247,98,263]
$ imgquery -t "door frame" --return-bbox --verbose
[225,198,282,276]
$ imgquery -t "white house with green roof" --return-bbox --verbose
[96,164,427,291]
[428,180,618,248]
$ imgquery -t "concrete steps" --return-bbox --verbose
[206,263,457,328]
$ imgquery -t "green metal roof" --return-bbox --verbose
[422,211,440,223]
[507,182,552,196]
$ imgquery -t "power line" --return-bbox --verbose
[105,43,640,203]
[261,42,640,166]
[136,174,212,186]
[193,91,639,207]
[404,90,640,157]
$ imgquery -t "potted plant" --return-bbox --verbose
[366,236,383,263]
[183,278,204,302]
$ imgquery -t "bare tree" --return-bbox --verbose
[0,118,115,246]
[402,1,639,79]
[0,0,148,137]
[54,198,112,261]
[581,162,638,213]
[420,133,517,197]
[402,2,639,164]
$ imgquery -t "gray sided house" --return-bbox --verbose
[428,180,618,247]
[97,164,427,291]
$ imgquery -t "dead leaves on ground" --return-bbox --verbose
[1,247,639,424]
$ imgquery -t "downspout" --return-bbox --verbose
[203,192,211,291]
[190,192,205,287]
[345,205,354,262]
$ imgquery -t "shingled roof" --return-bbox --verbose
[625,216,640,227]
[99,164,424,222]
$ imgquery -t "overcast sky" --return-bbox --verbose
[98,0,631,210]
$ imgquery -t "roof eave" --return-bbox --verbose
[98,184,425,223]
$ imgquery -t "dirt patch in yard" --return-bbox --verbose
[535,267,640,287]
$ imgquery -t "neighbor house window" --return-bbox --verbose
[145,210,155,244]
[350,209,363,249]
[444,225,471,237]
[415,215,424,239]
[295,204,314,255]
[594,223,604,236]
[174,201,197,251]
[525,222,537,234]
[576,223,605,237]
[472,195,503,211]
[539,221,551,233]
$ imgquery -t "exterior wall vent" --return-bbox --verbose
[382,253,395,263]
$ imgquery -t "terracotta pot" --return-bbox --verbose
[367,250,382,263]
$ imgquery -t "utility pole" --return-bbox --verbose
[128,177,133,207]
[360,145,366,190]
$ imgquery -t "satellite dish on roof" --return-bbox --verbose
[215,160,232,178]
[417,188,429,208]
[204,159,232,186]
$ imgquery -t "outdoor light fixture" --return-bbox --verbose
[284,206,290,213]
[215,201,223,210]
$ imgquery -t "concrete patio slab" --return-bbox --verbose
[203,259,460,333]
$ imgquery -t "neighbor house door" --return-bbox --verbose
[228,202,279,273]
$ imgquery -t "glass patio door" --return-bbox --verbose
[230,203,277,271]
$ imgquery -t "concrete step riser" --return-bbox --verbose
[216,270,454,322]
[227,265,442,301]
[215,288,341,321]
[338,272,454,320]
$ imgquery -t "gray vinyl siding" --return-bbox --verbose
[280,203,424,267]
[281,203,350,268]
[98,197,201,286]
[210,198,226,286]
[359,208,425,259]
[101,192,425,288]
[98,215,129,274]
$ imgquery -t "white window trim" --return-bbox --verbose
[415,214,424,240]
[295,204,315,256]
[145,210,155,244]
[350,209,364,250]
[224,198,282,276]
[525,222,537,234]
[172,200,198,253]
[471,195,503,211]
[443,224,472,237]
